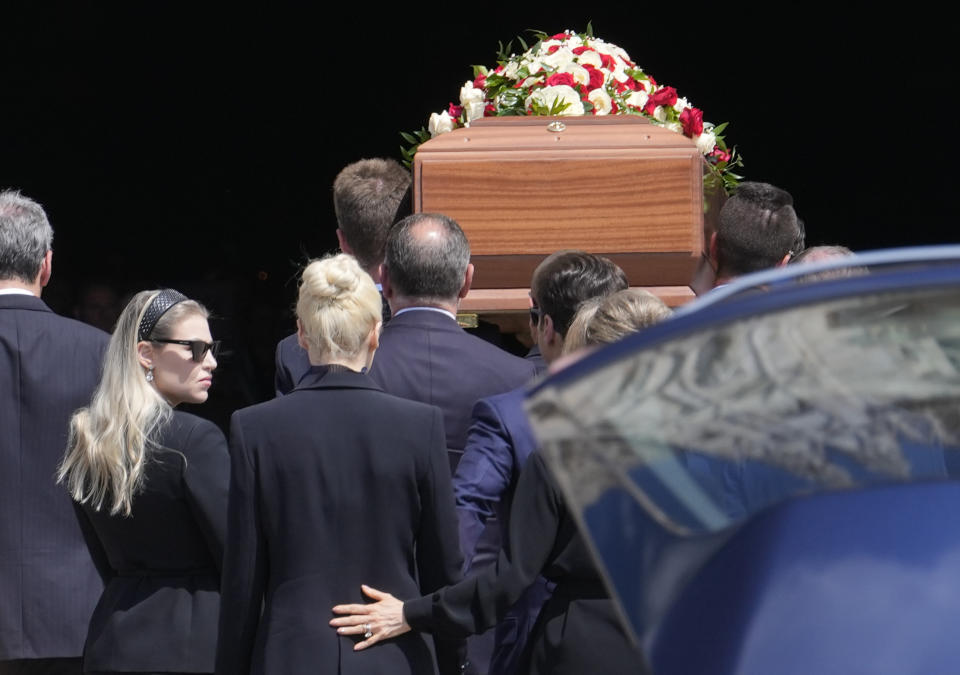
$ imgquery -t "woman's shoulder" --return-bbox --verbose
[161,410,227,452]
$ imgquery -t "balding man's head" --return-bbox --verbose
[383,213,471,305]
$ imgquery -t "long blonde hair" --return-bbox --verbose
[58,290,208,516]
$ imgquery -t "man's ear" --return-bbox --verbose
[38,250,53,288]
[458,263,474,300]
[380,264,393,299]
[136,341,154,370]
[777,252,792,267]
[542,313,559,348]
[336,229,353,256]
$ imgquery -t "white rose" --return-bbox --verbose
[665,121,683,134]
[459,81,486,122]
[460,81,485,106]
[625,90,648,109]
[525,84,585,116]
[541,46,575,70]
[561,63,591,87]
[576,49,602,69]
[566,34,583,48]
[591,39,616,57]
[503,61,520,79]
[696,130,717,154]
[588,88,612,115]
[540,39,563,53]
[674,96,691,114]
[612,63,630,83]
[526,60,545,75]
[653,105,667,122]
[428,110,456,137]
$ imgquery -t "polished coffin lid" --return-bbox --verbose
[413,116,704,295]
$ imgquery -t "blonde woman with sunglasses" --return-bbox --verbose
[59,289,228,675]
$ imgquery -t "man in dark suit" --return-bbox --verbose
[453,251,628,675]
[370,213,536,673]
[370,213,538,473]
[0,191,109,675]
[275,158,411,395]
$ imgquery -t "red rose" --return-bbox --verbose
[710,148,731,163]
[679,107,703,137]
[615,80,629,93]
[650,86,678,107]
[484,103,496,116]
[448,103,464,119]
[643,101,657,116]
[550,32,568,41]
[572,46,594,55]
[494,65,504,74]
[610,100,619,114]
[647,75,657,87]
[545,72,575,87]
[474,73,487,89]
[547,45,560,54]
[584,65,604,91]
[600,53,616,70]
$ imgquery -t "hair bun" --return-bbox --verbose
[301,255,362,302]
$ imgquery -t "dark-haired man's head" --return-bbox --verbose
[333,158,412,278]
[711,181,805,284]
[0,190,54,296]
[529,250,629,363]
[381,213,473,313]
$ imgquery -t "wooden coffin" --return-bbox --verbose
[413,116,704,310]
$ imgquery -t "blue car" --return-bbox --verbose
[525,247,960,675]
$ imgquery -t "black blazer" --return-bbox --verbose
[0,293,108,661]
[78,410,229,673]
[217,367,465,675]
[367,309,538,471]
[405,452,648,675]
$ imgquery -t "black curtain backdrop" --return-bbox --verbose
[2,4,953,415]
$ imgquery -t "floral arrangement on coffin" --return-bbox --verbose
[401,26,743,195]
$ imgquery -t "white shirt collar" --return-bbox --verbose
[393,306,457,321]
[0,288,36,297]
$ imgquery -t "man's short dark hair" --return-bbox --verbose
[333,158,412,270]
[530,250,629,337]
[384,213,470,302]
[716,181,805,278]
[0,190,53,284]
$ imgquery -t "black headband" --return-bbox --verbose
[137,289,188,341]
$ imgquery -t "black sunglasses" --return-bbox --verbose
[152,339,221,363]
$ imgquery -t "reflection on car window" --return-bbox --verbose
[528,286,960,536]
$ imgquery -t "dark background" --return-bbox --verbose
[2,5,953,416]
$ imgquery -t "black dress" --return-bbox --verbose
[405,452,650,675]
[78,411,229,674]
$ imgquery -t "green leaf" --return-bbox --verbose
[712,121,728,136]
[399,131,419,145]
[517,35,529,52]
[585,21,594,37]
[471,64,489,79]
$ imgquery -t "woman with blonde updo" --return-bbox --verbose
[59,288,228,674]
[563,288,673,355]
[217,253,465,675]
